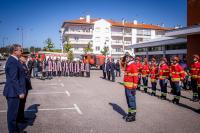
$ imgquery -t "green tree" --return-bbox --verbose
[63,36,73,53]
[84,41,93,54]
[101,46,109,56]
[44,38,54,51]
[67,50,74,61]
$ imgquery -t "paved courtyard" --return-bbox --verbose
[0,62,200,133]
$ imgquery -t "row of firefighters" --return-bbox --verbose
[27,58,91,79]
[121,53,200,122]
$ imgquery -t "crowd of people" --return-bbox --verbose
[3,43,200,129]
[27,57,91,79]
[121,52,200,122]
[101,59,121,82]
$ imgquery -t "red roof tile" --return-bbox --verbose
[62,18,171,30]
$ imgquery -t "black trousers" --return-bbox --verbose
[191,78,198,98]
[116,70,121,77]
[107,71,111,80]
[86,72,90,77]
[103,72,106,79]
[17,93,28,122]
[6,97,20,133]
[111,71,115,82]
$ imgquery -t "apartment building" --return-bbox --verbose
[60,15,169,59]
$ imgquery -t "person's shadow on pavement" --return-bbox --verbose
[109,103,127,117]
[19,104,40,131]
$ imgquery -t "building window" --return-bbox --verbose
[135,48,147,52]
[74,47,79,51]
[165,43,187,50]
[96,46,100,51]
[137,29,151,36]
[155,30,165,35]
[116,48,122,52]
[136,38,143,43]
[148,46,163,52]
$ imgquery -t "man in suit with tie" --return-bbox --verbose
[3,44,26,133]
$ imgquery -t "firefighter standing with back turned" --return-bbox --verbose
[122,52,138,122]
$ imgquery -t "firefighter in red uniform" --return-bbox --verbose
[159,57,169,100]
[122,52,138,122]
[149,58,158,96]
[170,56,186,104]
[141,58,149,93]
[135,57,142,91]
[190,54,200,102]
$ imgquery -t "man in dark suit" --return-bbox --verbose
[101,59,107,79]
[3,44,26,133]
[115,60,121,77]
[110,59,116,82]
[106,59,111,80]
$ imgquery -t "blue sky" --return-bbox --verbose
[0,0,187,49]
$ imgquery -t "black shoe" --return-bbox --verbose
[125,113,136,122]
[172,98,176,103]
[151,93,156,96]
[191,97,199,102]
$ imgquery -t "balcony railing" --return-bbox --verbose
[67,39,92,44]
[111,40,132,46]
[111,32,132,36]
[65,30,93,35]
[111,50,124,54]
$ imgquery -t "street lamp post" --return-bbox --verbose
[17,27,24,48]
[2,37,8,48]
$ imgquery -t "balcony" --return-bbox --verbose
[111,40,132,46]
[111,31,132,37]
[73,49,84,54]
[111,50,124,55]
[68,39,92,45]
[65,30,93,35]
[111,40,123,45]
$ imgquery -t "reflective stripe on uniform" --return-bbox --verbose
[175,96,180,100]
[151,79,156,82]
[124,72,138,76]
[124,82,138,88]
[161,92,167,96]
[171,78,180,82]
[128,108,136,113]
[191,75,198,78]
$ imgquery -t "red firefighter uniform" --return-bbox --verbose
[159,63,169,80]
[149,59,158,96]
[170,64,186,82]
[135,57,142,90]
[124,61,139,89]
[159,58,169,99]
[170,56,186,104]
[141,59,149,93]
[190,55,200,101]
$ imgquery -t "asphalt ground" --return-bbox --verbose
[0,61,200,133]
